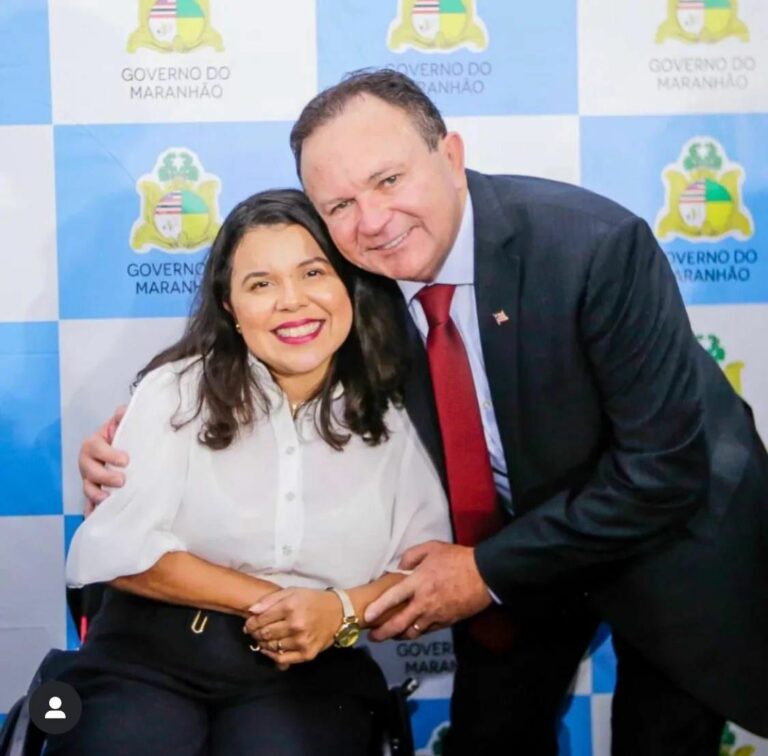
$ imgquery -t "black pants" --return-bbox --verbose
[444,602,725,756]
[45,589,388,756]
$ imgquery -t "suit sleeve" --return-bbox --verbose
[475,216,710,596]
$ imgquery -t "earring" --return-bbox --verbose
[235,322,242,333]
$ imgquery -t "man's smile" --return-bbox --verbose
[369,227,413,253]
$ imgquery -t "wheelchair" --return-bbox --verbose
[0,586,419,756]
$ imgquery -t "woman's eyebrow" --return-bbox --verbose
[241,270,269,284]
[297,257,330,268]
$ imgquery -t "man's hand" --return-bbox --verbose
[364,541,492,641]
[79,405,129,515]
[243,588,342,669]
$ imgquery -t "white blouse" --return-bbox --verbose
[66,357,451,591]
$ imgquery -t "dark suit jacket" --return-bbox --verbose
[396,170,768,735]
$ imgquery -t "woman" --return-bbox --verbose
[47,189,450,756]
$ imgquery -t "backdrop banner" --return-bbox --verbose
[1,1,766,753]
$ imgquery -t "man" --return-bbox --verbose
[80,70,768,754]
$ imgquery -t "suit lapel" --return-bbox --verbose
[468,170,524,493]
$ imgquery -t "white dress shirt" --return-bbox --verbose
[66,357,452,591]
[398,195,512,507]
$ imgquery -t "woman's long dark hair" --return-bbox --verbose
[138,188,409,450]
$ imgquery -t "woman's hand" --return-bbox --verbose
[243,588,343,668]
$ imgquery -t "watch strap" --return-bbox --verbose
[327,587,356,620]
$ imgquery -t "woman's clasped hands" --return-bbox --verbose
[244,588,344,670]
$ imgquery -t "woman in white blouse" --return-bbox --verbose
[47,189,450,756]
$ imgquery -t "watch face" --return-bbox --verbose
[335,622,361,648]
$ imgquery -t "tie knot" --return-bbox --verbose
[416,284,456,329]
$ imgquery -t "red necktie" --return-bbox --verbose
[416,284,515,652]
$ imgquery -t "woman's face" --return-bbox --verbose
[227,223,353,396]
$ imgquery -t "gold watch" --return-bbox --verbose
[327,587,361,648]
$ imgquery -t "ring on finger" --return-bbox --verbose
[412,622,421,633]
[276,640,283,654]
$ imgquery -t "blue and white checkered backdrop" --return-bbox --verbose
[1,1,767,753]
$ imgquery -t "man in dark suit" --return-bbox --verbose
[290,70,768,754]
[81,70,768,753]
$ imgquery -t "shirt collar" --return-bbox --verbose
[398,193,475,304]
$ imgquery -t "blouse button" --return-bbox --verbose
[285,446,296,455]
[282,545,293,556]
[285,492,296,501]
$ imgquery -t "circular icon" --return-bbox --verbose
[29,681,82,735]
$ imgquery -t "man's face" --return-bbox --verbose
[300,95,467,282]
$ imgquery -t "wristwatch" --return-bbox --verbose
[327,587,361,648]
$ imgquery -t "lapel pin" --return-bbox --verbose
[493,310,509,325]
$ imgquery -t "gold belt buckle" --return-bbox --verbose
[190,609,209,635]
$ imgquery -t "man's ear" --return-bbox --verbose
[440,131,466,185]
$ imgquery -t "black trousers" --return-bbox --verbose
[444,601,725,756]
[44,589,388,756]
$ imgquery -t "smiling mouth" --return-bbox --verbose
[272,320,324,344]
[372,228,412,252]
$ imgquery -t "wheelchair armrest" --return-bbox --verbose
[382,677,419,756]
